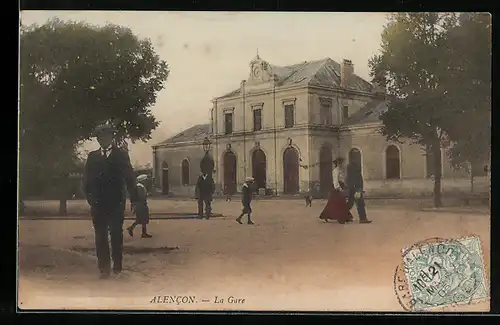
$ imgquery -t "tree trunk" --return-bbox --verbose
[470,165,475,194]
[59,199,67,216]
[58,174,69,216]
[432,143,443,207]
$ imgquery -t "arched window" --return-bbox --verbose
[283,147,299,194]
[161,161,169,195]
[223,151,237,194]
[181,159,190,185]
[348,148,362,173]
[385,145,401,179]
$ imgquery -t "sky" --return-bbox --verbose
[20,11,388,166]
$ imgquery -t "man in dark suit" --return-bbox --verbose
[346,161,372,224]
[83,123,139,279]
[196,172,215,219]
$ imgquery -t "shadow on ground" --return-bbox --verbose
[19,244,180,277]
[71,245,179,255]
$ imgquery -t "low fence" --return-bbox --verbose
[23,169,154,201]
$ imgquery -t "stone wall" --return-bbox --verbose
[154,141,207,194]
[364,177,489,197]
[338,125,471,180]
[213,128,311,193]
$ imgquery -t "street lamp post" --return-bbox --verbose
[200,136,214,175]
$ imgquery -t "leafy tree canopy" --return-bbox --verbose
[19,18,169,196]
[368,12,457,148]
[438,13,491,168]
[368,12,491,206]
[20,18,169,144]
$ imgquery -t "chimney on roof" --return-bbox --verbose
[341,59,354,89]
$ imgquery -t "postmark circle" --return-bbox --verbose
[393,237,446,311]
[396,237,484,311]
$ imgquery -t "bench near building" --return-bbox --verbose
[152,54,489,198]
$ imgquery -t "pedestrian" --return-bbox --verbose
[346,159,372,224]
[319,158,353,224]
[236,177,254,225]
[196,172,215,219]
[127,174,152,238]
[224,183,232,202]
[83,123,139,279]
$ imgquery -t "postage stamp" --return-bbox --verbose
[395,236,489,312]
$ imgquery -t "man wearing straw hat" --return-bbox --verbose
[127,174,153,238]
[236,177,255,225]
[83,122,139,279]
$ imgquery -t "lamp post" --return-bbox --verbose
[200,136,215,175]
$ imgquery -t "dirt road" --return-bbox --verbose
[18,199,490,312]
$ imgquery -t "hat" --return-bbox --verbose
[245,177,254,182]
[94,123,116,136]
[334,157,344,164]
[136,174,148,182]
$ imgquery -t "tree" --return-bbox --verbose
[439,13,491,191]
[19,18,170,215]
[368,13,458,207]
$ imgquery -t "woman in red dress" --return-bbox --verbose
[319,158,353,224]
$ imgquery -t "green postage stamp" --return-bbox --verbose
[401,236,489,312]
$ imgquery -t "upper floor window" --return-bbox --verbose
[224,112,233,135]
[342,106,349,121]
[320,104,332,125]
[284,104,294,128]
[253,108,262,131]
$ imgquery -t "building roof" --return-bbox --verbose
[154,123,210,146]
[217,57,373,99]
[344,99,390,125]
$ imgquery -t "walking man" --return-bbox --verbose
[346,160,372,224]
[83,123,139,279]
[196,172,215,219]
[236,177,254,225]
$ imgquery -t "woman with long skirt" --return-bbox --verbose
[319,157,354,224]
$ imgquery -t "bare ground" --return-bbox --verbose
[18,199,491,312]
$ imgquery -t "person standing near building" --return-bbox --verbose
[346,160,372,224]
[83,123,139,279]
[127,174,152,238]
[236,177,254,225]
[196,172,215,219]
